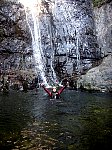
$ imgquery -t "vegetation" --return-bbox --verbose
[92,0,111,7]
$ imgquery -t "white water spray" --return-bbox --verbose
[18,0,48,85]
[48,3,57,82]
[76,35,81,72]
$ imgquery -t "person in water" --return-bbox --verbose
[41,83,66,99]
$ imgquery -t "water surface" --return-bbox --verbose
[0,89,112,150]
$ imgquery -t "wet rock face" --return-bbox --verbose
[94,1,112,55]
[0,0,33,75]
[40,0,100,77]
[1,0,110,81]
[78,1,112,92]
[0,0,31,54]
[0,0,111,90]
[52,0,97,54]
[0,0,101,79]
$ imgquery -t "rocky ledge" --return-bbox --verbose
[78,54,112,92]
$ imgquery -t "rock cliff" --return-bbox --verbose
[0,0,111,91]
[78,0,112,92]
[94,0,112,55]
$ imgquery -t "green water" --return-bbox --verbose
[0,89,112,150]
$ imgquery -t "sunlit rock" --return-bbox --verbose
[78,55,112,92]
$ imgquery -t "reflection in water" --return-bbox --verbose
[0,90,112,149]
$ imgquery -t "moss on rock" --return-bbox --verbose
[92,0,110,7]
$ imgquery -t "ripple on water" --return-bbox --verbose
[0,90,112,149]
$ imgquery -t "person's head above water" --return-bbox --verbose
[52,86,57,92]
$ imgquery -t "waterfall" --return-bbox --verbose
[76,36,81,72]
[47,12,57,82]
[19,0,48,86]
[54,0,81,73]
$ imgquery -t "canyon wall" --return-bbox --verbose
[0,0,112,91]
[78,1,112,92]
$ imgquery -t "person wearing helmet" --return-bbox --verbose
[41,84,66,99]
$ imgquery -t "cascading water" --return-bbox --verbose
[47,4,57,83]
[76,35,81,72]
[18,0,49,86]
[54,0,81,73]
[18,0,98,83]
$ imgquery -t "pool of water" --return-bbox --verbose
[0,89,112,150]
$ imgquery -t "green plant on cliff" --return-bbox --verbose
[92,0,108,7]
